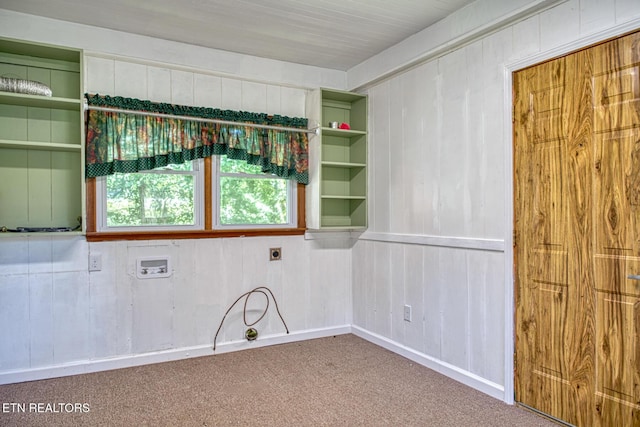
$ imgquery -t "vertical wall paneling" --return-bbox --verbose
[27,237,53,275]
[308,237,351,330]
[422,246,441,358]
[539,0,580,52]
[279,87,306,119]
[359,240,375,329]
[114,61,147,99]
[147,67,172,103]
[220,77,242,110]
[420,61,441,236]
[353,0,640,403]
[29,273,54,367]
[170,70,194,106]
[437,250,468,369]
[400,67,427,234]
[389,243,405,343]
[351,240,365,327]
[403,245,425,353]
[0,274,30,370]
[579,0,616,35]
[241,81,268,112]
[191,239,225,345]
[194,74,222,108]
[480,28,512,239]
[265,85,281,116]
[85,56,115,95]
[53,271,90,363]
[170,239,197,349]
[89,242,119,359]
[369,82,390,231]
[387,78,405,232]
[373,242,391,336]
[281,235,310,330]
[465,40,486,237]
[617,0,640,23]
[438,48,467,237]
[115,241,134,356]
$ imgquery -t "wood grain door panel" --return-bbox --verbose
[515,30,640,427]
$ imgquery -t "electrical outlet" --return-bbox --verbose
[270,247,282,261]
[403,304,412,322]
[89,253,102,271]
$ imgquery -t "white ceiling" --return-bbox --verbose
[0,0,475,70]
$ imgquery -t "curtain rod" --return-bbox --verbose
[84,102,319,135]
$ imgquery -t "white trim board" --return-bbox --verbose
[0,326,351,386]
[1,324,508,403]
[352,326,505,401]
[357,231,505,252]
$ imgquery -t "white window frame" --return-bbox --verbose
[213,156,297,230]
[95,159,205,232]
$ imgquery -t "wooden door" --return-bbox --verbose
[514,31,640,427]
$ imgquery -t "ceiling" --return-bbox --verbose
[0,0,475,70]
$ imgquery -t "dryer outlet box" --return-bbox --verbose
[136,257,171,279]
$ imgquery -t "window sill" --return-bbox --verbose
[85,228,307,242]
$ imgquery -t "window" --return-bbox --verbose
[99,162,202,231]
[216,157,295,228]
[84,94,309,240]
[90,157,304,240]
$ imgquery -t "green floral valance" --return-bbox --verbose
[85,94,309,184]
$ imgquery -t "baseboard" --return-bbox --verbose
[0,325,352,385]
[1,324,506,404]
[351,325,506,402]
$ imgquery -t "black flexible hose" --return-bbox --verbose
[213,286,289,351]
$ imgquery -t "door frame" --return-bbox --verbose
[503,18,640,405]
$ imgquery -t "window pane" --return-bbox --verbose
[106,172,195,226]
[220,177,288,225]
[220,156,263,174]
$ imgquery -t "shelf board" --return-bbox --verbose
[321,161,366,168]
[0,92,81,110]
[0,231,83,238]
[321,127,366,137]
[321,195,366,200]
[317,225,366,230]
[0,39,81,64]
[0,139,81,152]
[321,88,366,103]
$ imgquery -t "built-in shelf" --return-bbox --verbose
[0,138,81,152]
[0,231,83,238]
[321,161,366,168]
[321,127,367,137]
[0,92,82,110]
[321,195,367,199]
[306,88,367,230]
[0,37,84,233]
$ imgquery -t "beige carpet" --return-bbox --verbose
[0,334,557,426]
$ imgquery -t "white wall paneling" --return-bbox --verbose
[354,0,640,405]
[351,240,506,398]
[1,235,353,384]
